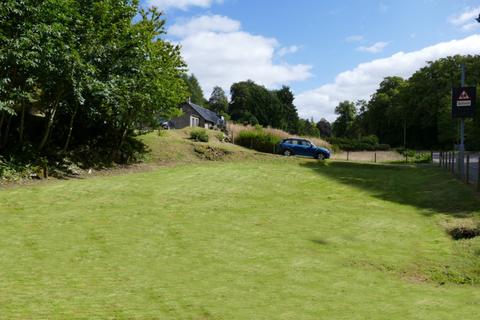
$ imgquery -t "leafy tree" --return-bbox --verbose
[0,0,188,165]
[298,118,320,137]
[363,77,406,146]
[208,86,228,115]
[229,81,299,131]
[332,101,356,137]
[316,118,332,137]
[182,74,207,107]
[276,86,300,133]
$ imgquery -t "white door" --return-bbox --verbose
[190,116,199,127]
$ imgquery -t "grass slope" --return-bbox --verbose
[138,129,258,164]
[1,156,479,319]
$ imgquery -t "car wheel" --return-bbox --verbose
[283,149,292,156]
[315,153,325,160]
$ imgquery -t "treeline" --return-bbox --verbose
[0,1,188,165]
[183,76,323,138]
[331,55,480,150]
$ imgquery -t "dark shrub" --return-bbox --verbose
[190,128,209,142]
[236,129,281,153]
[328,135,390,151]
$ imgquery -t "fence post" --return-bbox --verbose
[440,151,443,167]
[347,151,349,161]
[431,151,433,164]
[405,154,408,164]
[374,152,377,163]
[477,156,480,192]
[465,154,470,184]
[449,152,453,173]
[452,152,455,174]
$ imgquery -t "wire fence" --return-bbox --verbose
[433,151,480,190]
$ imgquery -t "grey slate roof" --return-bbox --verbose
[188,102,220,124]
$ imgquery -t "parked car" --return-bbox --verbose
[279,138,331,160]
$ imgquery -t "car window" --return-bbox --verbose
[299,140,309,146]
[290,140,298,145]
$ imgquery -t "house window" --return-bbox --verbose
[190,116,199,127]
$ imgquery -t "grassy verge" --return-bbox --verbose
[0,158,479,319]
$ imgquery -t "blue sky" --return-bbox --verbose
[142,0,480,120]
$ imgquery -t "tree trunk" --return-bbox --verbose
[2,114,12,148]
[19,102,25,144]
[0,111,5,146]
[38,107,57,151]
[38,90,63,151]
[63,103,78,153]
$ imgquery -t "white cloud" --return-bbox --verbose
[449,6,480,31]
[170,15,312,96]
[147,0,222,11]
[169,15,240,37]
[345,35,364,42]
[278,45,299,57]
[295,34,480,121]
[357,41,389,53]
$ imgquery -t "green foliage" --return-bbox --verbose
[190,128,209,142]
[329,135,390,151]
[297,118,320,137]
[0,1,188,173]
[236,128,281,153]
[0,156,35,181]
[208,86,229,114]
[229,81,299,132]
[182,74,208,107]
[332,101,357,137]
[316,118,332,137]
[396,148,432,163]
[341,55,480,149]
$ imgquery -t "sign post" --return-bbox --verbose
[452,64,476,179]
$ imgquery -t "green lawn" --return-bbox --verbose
[1,159,479,319]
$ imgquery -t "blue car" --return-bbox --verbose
[279,138,330,160]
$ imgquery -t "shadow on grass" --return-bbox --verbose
[309,239,329,245]
[301,161,480,217]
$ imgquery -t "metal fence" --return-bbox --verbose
[433,151,480,190]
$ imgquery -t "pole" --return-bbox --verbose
[452,151,456,174]
[477,156,480,192]
[466,154,470,184]
[458,63,466,179]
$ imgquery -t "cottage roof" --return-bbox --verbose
[187,102,220,124]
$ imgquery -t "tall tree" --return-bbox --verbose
[0,0,188,163]
[182,74,207,107]
[229,81,298,131]
[316,118,332,137]
[332,101,356,137]
[208,86,229,115]
[276,86,299,133]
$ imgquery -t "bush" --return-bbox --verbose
[328,135,390,151]
[396,148,432,163]
[0,156,36,181]
[236,129,282,153]
[190,128,209,142]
